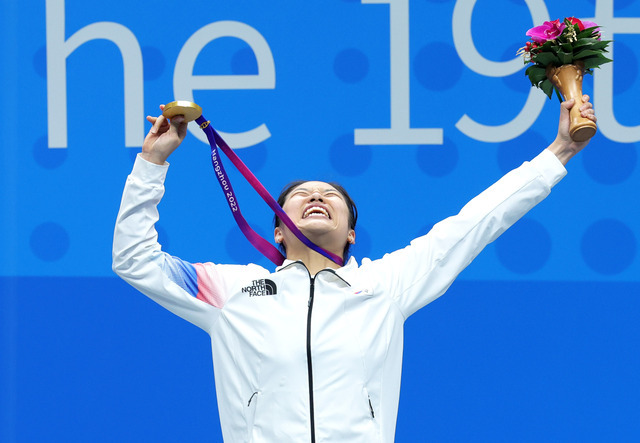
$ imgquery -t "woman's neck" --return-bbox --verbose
[285,247,342,276]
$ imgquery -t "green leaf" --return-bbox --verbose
[573,38,599,49]
[540,40,555,52]
[583,55,613,69]
[573,49,602,59]
[577,28,597,39]
[590,41,612,51]
[533,51,560,66]
[525,65,547,84]
[540,79,554,99]
[561,43,573,52]
[559,51,573,64]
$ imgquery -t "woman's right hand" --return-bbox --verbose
[141,104,189,165]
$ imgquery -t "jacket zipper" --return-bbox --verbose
[306,276,316,443]
[277,263,349,443]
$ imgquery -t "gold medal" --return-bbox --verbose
[162,101,202,122]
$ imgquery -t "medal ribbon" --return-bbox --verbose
[196,115,344,267]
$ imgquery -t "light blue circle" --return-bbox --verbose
[30,222,70,262]
[33,46,47,79]
[33,135,68,169]
[236,142,268,172]
[231,47,258,75]
[333,48,370,84]
[581,219,636,275]
[414,42,463,91]
[582,137,637,185]
[141,46,166,81]
[416,136,458,177]
[350,225,371,260]
[497,131,548,174]
[495,218,552,274]
[329,134,372,176]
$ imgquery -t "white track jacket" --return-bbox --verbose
[113,150,566,442]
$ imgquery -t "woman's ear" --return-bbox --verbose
[274,227,283,244]
[347,230,356,245]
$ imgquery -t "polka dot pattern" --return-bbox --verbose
[15,6,640,284]
[612,41,638,96]
[582,137,637,185]
[497,131,548,174]
[30,222,70,262]
[581,219,636,275]
[141,46,166,81]
[33,46,47,79]
[416,137,459,177]
[329,134,372,176]
[414,42,463,91]
[33,135,68,169]
[231,47,259,75]
[236,142,268,172]
[333,48,369,84]
[495,218,552,274]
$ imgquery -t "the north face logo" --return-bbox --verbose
[242,279,278,297]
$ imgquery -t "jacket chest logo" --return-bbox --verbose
[242,279,278,297]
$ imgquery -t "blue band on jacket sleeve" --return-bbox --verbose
[162,255,199,297]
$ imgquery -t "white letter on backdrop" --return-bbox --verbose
[355,0,443,145]
[46,0,143,148]
[593,0,640,143]
[173,21,275,148]
[453,0,549,142]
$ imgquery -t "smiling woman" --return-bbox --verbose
[112,96,597,442]
[274,180,358,264]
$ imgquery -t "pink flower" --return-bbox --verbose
[580,20,600,31]
[526,19,563,43]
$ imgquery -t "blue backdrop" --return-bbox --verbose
[2,0,639,441]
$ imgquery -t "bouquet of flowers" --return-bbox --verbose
[518,17,612,100]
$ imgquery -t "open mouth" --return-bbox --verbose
[303,205,330,219]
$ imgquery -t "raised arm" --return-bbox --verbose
[547,95,596,165]
[364,98,596,318]
[112,108,222,331]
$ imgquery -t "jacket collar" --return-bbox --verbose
[275,256,358,286]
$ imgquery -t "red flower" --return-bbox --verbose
[565,17,585,31]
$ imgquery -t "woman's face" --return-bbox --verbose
[275,181,355,251]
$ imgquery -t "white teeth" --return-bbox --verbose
[303,206,329,219]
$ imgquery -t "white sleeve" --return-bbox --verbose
[112,154,223,332]
[361,149,567,318]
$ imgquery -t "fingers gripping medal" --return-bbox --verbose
[162,101,344,267]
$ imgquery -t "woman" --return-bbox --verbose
[113,98,595,442]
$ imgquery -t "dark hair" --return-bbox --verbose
[274,180,358,260]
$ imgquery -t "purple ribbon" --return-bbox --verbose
[196,115,344,267]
